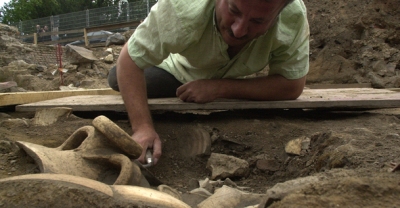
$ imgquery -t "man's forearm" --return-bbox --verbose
[217,75,306,101]
[117,45,153,132]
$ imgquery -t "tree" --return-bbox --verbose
[1,0,61,25]
[0,0,157,29]
[0,0,121,25]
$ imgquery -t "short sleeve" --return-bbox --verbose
[127,0,211,70]
[268,0,310,79]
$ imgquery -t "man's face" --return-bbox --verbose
[215,0,286,48]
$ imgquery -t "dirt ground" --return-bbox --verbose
[1,0,400,207]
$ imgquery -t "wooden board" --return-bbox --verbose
[15,88,400,112]
[0,88,119,107]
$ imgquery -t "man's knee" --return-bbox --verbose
[108,66,119,91]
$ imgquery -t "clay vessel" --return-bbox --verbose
[17,115,147,186]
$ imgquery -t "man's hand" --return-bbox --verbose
[132,126,162,165]
[176,79,220,103]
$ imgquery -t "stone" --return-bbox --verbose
[15,74,35,89]
[0,24,19,36]
[105,48,113,54]
[301,137,311,150]
[35,65,46,72]
[256,159,280,172]
[59,84,84,91]
[223,178,238,188]
[0,118,29,128]
[385,133,400,140]
[105,33,126,46]
[187,178,199,190]
[65,44,98,64]
[206,153,250,180]
[104,54,114,64]
[79,80,96,88]
[0,140,20,154]
[266,175,320,199]
[285,136,306,155]
[0,113,12,119]
[368,72,385,89]
[198,185,265,208]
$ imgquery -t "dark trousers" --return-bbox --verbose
[108,66,183,98]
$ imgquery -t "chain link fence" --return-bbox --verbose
[14,0,157,42]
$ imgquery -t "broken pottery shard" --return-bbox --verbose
[178,126,212,157]
[189,187,213,197]
[158,184,182,200]
[285,136,310,156]
[197,185,266,208]
[33,107,72,126]
[199,178,214,193]
[206,153,249,180]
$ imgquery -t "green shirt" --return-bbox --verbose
[128,0,309,83]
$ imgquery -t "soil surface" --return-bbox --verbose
[1,0,400,207]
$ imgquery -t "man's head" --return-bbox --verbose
[215,0,293,49]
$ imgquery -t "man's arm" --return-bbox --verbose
[176,75,306,103]
[116,44,162,164]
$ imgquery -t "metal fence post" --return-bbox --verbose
[86,9,89,28]
[127,2,130,22]
[147,0,150,15]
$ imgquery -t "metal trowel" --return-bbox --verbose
[134,149,163,186]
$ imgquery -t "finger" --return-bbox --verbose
[176,83,187,97]
[137,147,147,164]
[152,139,162,165]
[178,89,191,102]
[132,135,148,164]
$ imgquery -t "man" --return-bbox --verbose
[36,25,42,42]
[42,25,51,42]
[109,0,309,165]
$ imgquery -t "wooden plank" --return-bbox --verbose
[84,28,89,47]
[306,83,372,89]
[15,88,400,112]
[0,89,120,107]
